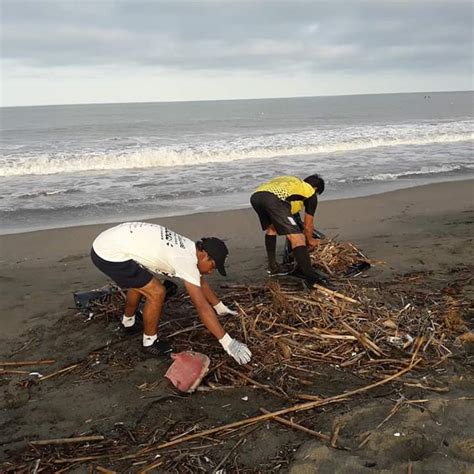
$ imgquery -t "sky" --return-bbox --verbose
[1,0,473,107]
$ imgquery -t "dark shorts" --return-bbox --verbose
[90,248,153,289]
[250,191,302,235]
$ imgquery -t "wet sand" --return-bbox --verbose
[1,180,473,471]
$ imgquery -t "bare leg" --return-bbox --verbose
[124,289,142,317]
[265,225,277,236]
[286,233,306,249]
[133,278,166,336]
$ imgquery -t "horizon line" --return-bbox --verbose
[2,89,472,109]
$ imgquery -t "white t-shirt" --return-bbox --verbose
[92,222,201,286]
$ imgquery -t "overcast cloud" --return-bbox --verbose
[1,0,472,106]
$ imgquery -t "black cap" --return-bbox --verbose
[201,237,229,276]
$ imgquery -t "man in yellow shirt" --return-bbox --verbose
[250,174,330,287]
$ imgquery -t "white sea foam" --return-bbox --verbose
[1,121,472,177]
[339,164,473,182]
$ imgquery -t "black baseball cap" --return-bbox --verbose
[201,237,229,276]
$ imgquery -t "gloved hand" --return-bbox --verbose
[213,301,238,316]
[219,333,252,364]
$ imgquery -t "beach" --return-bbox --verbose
[1,180,473,471]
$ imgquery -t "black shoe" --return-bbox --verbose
[120,311,143,336]
[142,339,173,357]
[267,263,293,277]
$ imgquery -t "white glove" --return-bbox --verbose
[213,301,238,316]
[219,333,252,365]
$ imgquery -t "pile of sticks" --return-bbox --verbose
[73,265,470,391]
[309,240,372,274]
[165,276,470,395]
[4,265,471,472]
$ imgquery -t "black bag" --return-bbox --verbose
[73,285,117,316]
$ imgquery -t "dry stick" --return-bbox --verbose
[404,383,449,393]
[167,323,204,338]
[31,458,41,474]
[410,336,424,366]
[340,321,384,356]
[213,437,246,473]
[347,243,370,262]
[312,284,360,305]
[0,369,32,375]
[235,303,248,343]
[9,337,37,356]
[142,360,420,452]
[95,466,117,474]
[0,359,55,367]
[54,455,106,464]
[39,363,79,382]
[358,400,404,448]
[330,423,341,448]
[30,435,105,446]
[285,294,332,307]
[260,408,330,441]
[225,366,289,400]
[138,460,163,474]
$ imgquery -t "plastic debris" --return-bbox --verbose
[165,351,210,393]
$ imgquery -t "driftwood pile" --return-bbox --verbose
[309,240,372,275]
[2,246,472,472]
[166,275,470,392]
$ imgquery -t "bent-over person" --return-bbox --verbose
[250,174,330,288]
[91,222,251,364]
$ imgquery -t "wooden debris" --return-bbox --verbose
[0,360,55,367]
[30,436,105,446]
[309,240,371,273]
[260,408,330,441]
[3,258,471,473]
[39,363,80,382]
[313,284,360,304]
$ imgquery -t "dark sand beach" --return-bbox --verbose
[1,180,473,472]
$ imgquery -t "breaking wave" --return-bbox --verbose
[1,121,472,177]
[336,164,474,183]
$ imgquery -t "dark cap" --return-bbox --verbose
[201,237,229,276]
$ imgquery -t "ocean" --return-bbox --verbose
[1,91,472,234]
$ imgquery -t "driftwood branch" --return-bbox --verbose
[142,360,420,452]
[30,435,105,446]
[0,359,55,367]
[260,408,330,441]
[313,284,360,304]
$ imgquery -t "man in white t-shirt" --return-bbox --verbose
[91,222,251,364]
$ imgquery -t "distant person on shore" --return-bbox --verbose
[91,222,251,364]
[250,175,331,288]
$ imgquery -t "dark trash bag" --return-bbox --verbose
[73,286,116,315]
[344,261,371,277]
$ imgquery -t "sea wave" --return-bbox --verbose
[1,121,472,177]
[336,164,474,183]
[17,188,82,199]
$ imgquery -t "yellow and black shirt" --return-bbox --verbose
[255,175,318,215]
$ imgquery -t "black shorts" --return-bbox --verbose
[250,191,302,235]
[90,248,153,289]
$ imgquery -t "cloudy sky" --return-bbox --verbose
[1,0,472,106]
